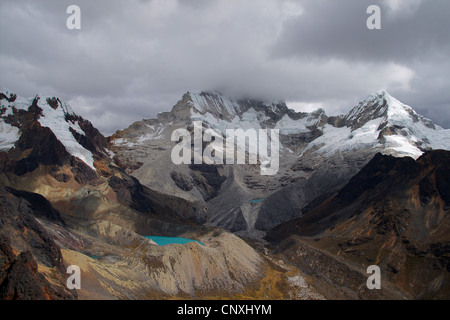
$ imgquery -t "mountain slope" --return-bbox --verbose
[267,150,450,299]
[0,188,77,300]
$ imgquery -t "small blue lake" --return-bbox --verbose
[250,199,264,203]
[144,236,204,246]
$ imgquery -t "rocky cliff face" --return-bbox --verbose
[0,188,76,300]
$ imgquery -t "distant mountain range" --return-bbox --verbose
[109,90,450,234]
[1,86,449,300]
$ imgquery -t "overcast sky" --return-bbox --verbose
[1,0,449,134]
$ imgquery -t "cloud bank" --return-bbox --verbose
[0,0,449,134]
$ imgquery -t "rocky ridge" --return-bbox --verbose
[267,150,450,299]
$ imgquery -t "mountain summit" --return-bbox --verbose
[0,86,109,171]
[341,91,445,157]
[344,90,430,129]
[110,89,450,234]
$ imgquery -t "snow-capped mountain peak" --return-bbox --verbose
[304,91,449,159]
[345,90,436,131]
[188,91,243,119]
[0,87,108,170]
[180,91,295,123]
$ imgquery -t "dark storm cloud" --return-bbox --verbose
[0,0,449,134]
[271,0,450,63]
[270,0,450,128]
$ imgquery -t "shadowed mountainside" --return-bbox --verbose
[267,150,450,299]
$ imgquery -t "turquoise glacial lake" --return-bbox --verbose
[144,236,204,246]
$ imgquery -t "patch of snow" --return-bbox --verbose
[105,148,115,158]
[113,138,136,148]
[383,135,422,158]
[275,115,313,135]
[0,120,20,151]
[425,125,450,150]
[304,119,382,156]
[137,132,163,143]
[288,275,308,288]
[0,95,33,118]
[38,97,96,170]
